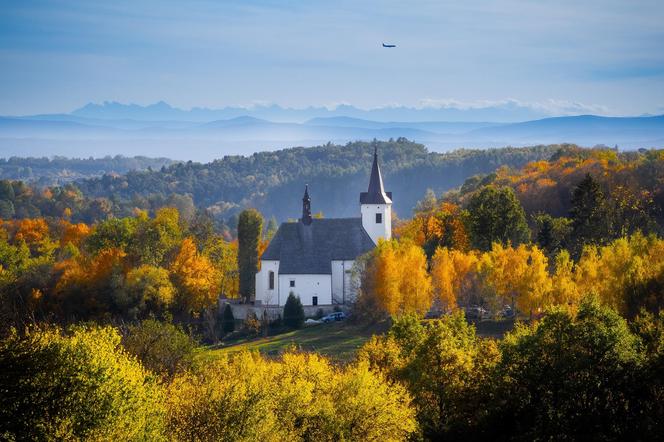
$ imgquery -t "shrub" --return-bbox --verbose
[122,319,198,377]
[283,292,305,329]
[0,325,165,441]
[165,351,417,441]
[243,310,261,336]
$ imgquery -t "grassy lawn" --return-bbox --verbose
[198,317,516,364]
[199,320,389,363]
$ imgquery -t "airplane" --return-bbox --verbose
[382,43,396,48]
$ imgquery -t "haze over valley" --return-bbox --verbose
[2,101,663,161]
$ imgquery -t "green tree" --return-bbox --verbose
[0,200,15,218]
[0,180,16,201]
[283,292,305,329]
[533,213,571,257]
[467,186,530,251]
[569,173,610,255]
[265,216,279,241]
[237,209,263,301]
[221,303,235,334]
[492,298,651,440]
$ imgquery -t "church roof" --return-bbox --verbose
[261,218,375,274]
[360,146,392,204]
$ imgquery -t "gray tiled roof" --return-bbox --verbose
[261,218,376,274]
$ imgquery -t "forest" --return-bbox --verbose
[2,144,664,440]
[71,139,562,221]
[0,155,173,186]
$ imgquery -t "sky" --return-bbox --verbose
[1,0,663,116]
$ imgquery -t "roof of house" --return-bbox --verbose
[261,218,376,274]
[360,146,392,204]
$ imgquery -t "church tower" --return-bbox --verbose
[360,146,392,244]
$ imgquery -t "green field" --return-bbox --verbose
[200,321,390,363]
[199,317,515,363]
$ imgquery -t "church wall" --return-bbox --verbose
[255,260,280,305]
[361,203,392,245]
[278,273,332,306]
[331,260,356,304]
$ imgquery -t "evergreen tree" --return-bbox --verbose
[467,186,530,251]
[534,213,571,257]
[237,209,263,302]
[569,173,609,255]
[221,303,235,334]
[283,293,305,329]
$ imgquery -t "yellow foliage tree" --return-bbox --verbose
[367,239,432,317]
[478,243,551,316]
[170,237,220,313]
[165,351,417,441]
[548,250,581,307]
[430,247,478,311]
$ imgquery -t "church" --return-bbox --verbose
[255,148,392,307]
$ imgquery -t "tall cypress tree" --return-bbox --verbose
[237,209,263,302]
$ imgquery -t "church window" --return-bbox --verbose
[312,296,318,306]
[290,279,295,287]
[376,213,382,223]
[268,271,274,290]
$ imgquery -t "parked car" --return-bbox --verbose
[501,304,515,318]
[321,312,347,323]
[464,305,489,319]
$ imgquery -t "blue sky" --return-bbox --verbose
[1,0,663,116]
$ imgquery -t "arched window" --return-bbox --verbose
[268,271,275,290]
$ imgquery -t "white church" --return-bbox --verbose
[255,147,392,307]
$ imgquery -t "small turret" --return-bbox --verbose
[301,184,312,225]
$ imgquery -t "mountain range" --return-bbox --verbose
[1,102,663,161]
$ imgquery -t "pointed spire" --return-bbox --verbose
[360,146,392,204]
[301,184,312,225]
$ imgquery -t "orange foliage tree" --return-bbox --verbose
[170,237,220,314]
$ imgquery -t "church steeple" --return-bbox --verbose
[360,145,392,204]
[301,184,312,225]
[359,145,393,245]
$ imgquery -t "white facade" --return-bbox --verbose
[331,260,357,304]
[255,260,280,305]
[255,262,331,307]
[361,203,392,245]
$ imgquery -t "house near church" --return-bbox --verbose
[255,148,392,307]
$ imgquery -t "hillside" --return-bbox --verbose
[0,155,174,186]
[76,139,563,222]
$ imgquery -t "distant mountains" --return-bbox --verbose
[69,100,562,123]
[0,102,663,161]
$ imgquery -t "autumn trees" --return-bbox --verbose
[0,324,419,441]
[359,230,664,321]
[358,298,664,440]
[0,207,239,331]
